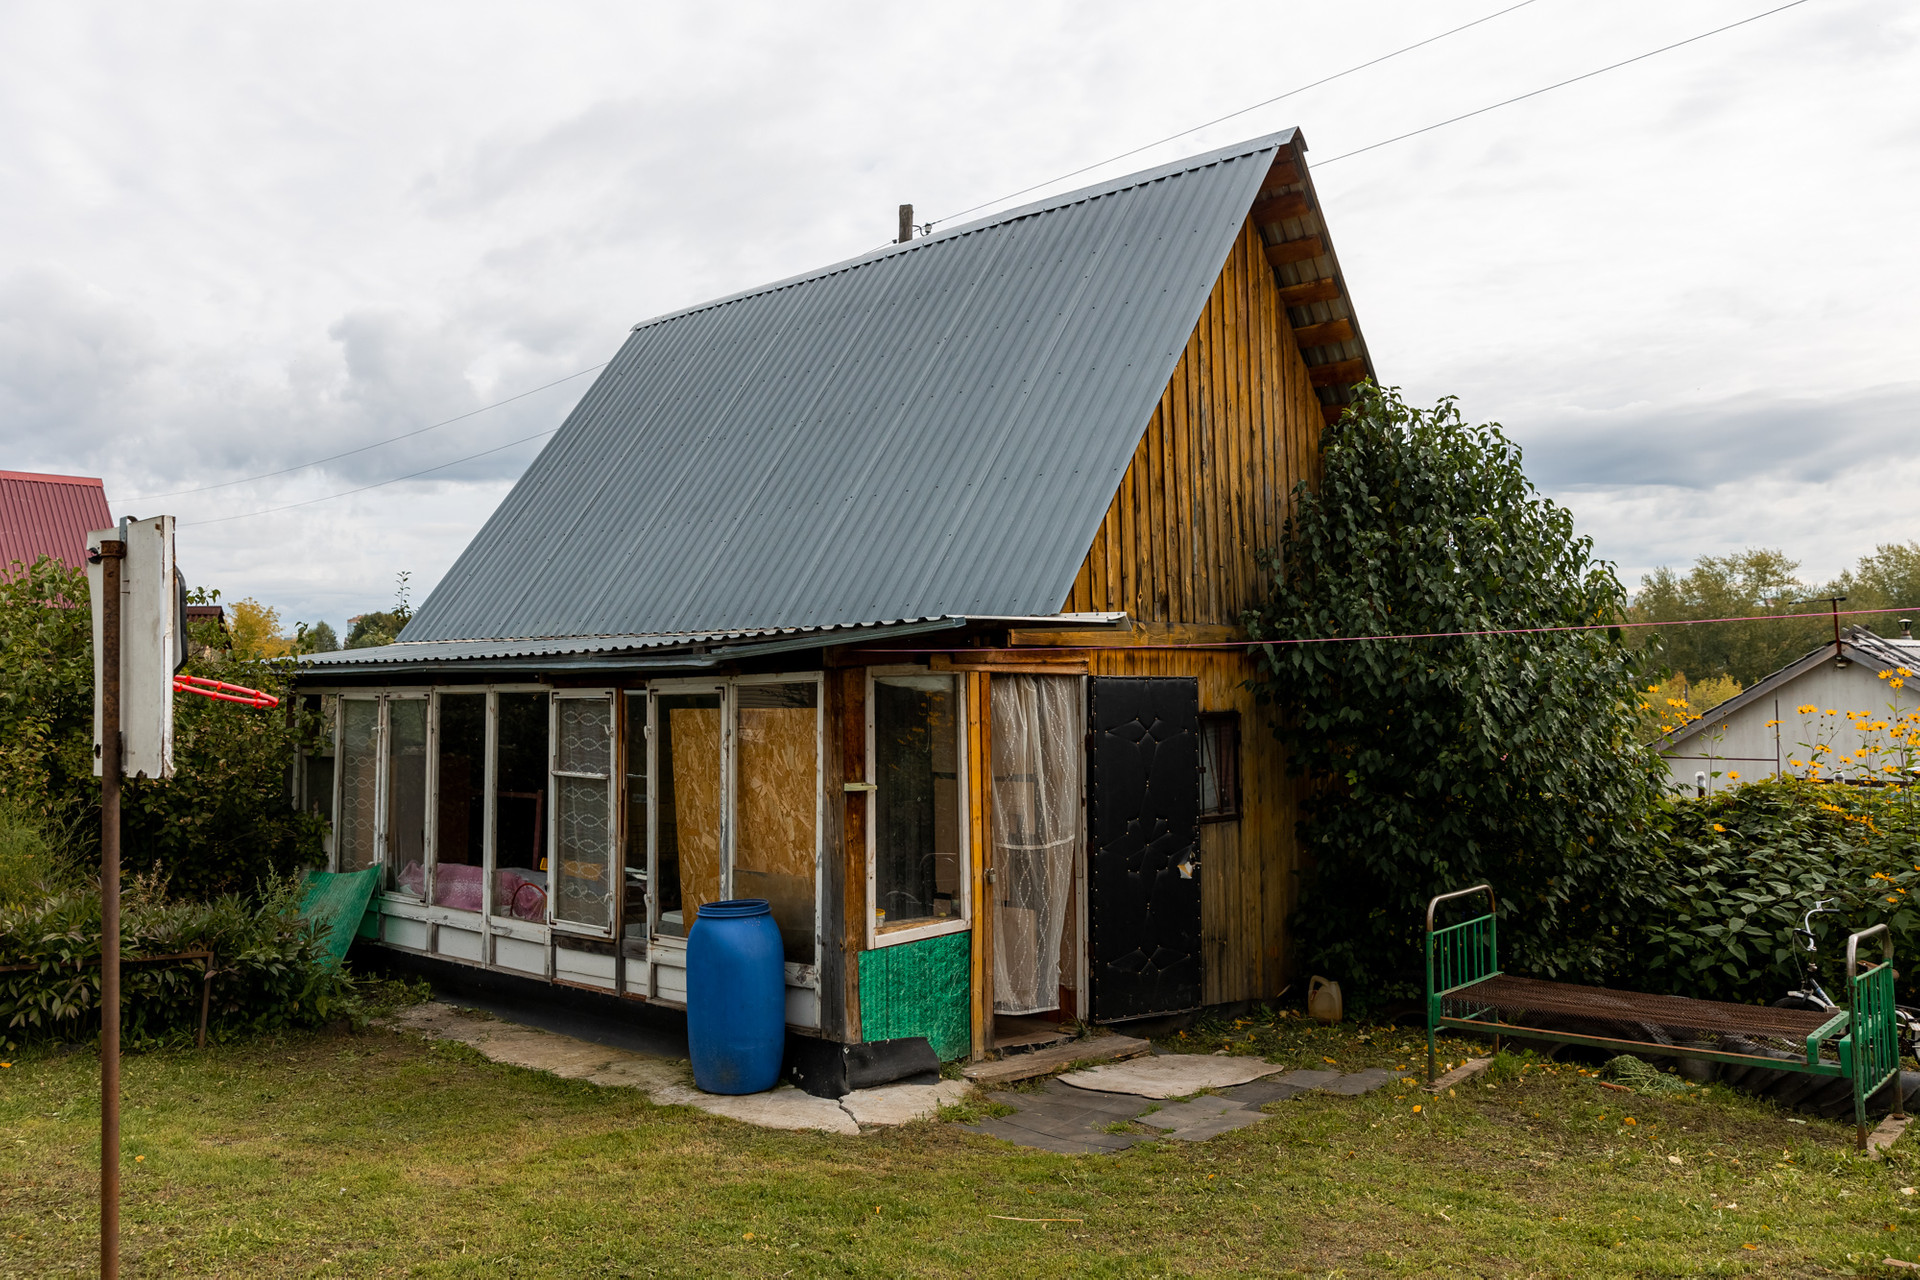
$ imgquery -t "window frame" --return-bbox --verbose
[1197,710,1242,824]
[546,688,618,938]
[863,665,972,951]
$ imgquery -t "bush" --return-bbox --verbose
[1244,386,1665,1000]
[1617,777,1920,1005]
[0,862,353,1051]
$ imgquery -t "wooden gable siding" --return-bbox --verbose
[1063,215,1325,623]
[1071,214,1323,1007]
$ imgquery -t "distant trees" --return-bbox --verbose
[1631,542,1920,686]
[227,598,291,660]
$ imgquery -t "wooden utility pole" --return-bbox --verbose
[95,534,124,1280]
[897,203,913,245]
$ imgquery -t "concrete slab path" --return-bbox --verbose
[387,1000,966,1134]
[1057,1053,1285,1098]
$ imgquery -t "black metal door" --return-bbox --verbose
[1087,676,1201,1021]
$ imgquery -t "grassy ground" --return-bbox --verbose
[4,1010,1920,1277]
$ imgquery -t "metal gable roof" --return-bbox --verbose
[0,470,114,577]
[402,132,1295,645]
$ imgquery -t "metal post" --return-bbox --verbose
[97,535,124,1280]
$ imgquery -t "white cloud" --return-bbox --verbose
[0,0,1914,627]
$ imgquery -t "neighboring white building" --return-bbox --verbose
[1658,625,1920,794]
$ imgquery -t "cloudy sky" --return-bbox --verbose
[2,0,1914,629]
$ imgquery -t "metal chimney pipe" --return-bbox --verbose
[897,204,913,244]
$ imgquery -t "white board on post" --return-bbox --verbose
[88,515,178,780]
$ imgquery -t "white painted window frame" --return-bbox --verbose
[864,665,972,951]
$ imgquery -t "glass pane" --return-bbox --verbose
[552,698,614,932]
[623,691,647,942]
[654,692,722,939]
[492,692,549,920]
[300,694,335,827]
[1198,723,1222,814]
[873,675,961,931]
[734,682,818,963]
[433,693,486,911]
[336,699,380,873]
[385,700,427,896]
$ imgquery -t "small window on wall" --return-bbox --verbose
[870,672,965,941]
[1198,712,1241,823]
[297,694,336,829]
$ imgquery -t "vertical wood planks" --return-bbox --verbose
[966,671,994,1059]
[836,667,866,1041]
[1056,213,1326,1006]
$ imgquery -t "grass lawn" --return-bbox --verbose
[4,1010,1920,1277]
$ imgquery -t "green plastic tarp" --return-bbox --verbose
[296,866,381,969]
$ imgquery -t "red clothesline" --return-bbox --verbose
[865,602,1920,653]
[173,674,279,709]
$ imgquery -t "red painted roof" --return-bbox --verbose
[0,470,114,576]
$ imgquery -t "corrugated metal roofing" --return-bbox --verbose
[0,470,113,576]
[402,131,1296,645]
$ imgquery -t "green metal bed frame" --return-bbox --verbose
[1426,884,1906,1150]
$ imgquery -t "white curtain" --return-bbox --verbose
[991,675,1082,1015]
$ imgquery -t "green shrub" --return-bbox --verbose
[1244,386,1664,999]
[0,867,354,1051]
[1616,777,1920,1004]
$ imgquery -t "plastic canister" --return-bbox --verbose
[686,898,786,1095]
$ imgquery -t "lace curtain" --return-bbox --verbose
[991,675,1081,1015]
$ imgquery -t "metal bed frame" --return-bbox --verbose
[1425,884,1905,1150]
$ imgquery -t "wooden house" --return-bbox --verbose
[296,129,1376,1078]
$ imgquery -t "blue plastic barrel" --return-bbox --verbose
[686,898,786,1094]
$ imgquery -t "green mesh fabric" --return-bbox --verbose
[858,930,971,1061]
[296,867,382,969]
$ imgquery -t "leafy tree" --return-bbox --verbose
[227,597,291,660]
[344,570,414,649]
[1629,550,1827,686]
[345,610,404,649]
[0,558,325,895]
[1244,386,1665,997]
[1829,542,1920,627]
[294,620,338,653]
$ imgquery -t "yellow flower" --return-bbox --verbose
[1798,704,1818,714]
[1894,679,1906,690]
[1765,719,1781,727]
[1728,771,1740,780]
[1713,823,1727,833]
[1889,896,1900,904]
[1901,667,1915,678]
[1825,709,1840,716]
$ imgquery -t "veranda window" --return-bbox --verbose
[551,692,616,934]
[868,672,967,946]
[492,692,550,921]
[385,698,428,896]
[431,692,487,909]
[336,698,380,873]
[733,681,819,963]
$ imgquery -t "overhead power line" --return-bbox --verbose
[924,0,1544,230]
[1317,0,1813,165]
[127,362,607,502]
[181,424,560,527]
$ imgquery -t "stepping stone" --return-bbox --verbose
[1136,1097,1248,1131]
[965,1116,1146,1154]
[1160,1110,1272,1142]
[1217,1078,1306,1106]
[1273,1068,1344,1090]
[1059,1054,1283,1098]
[1321,1067,1403,1096]
[839,1079,971,1126]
